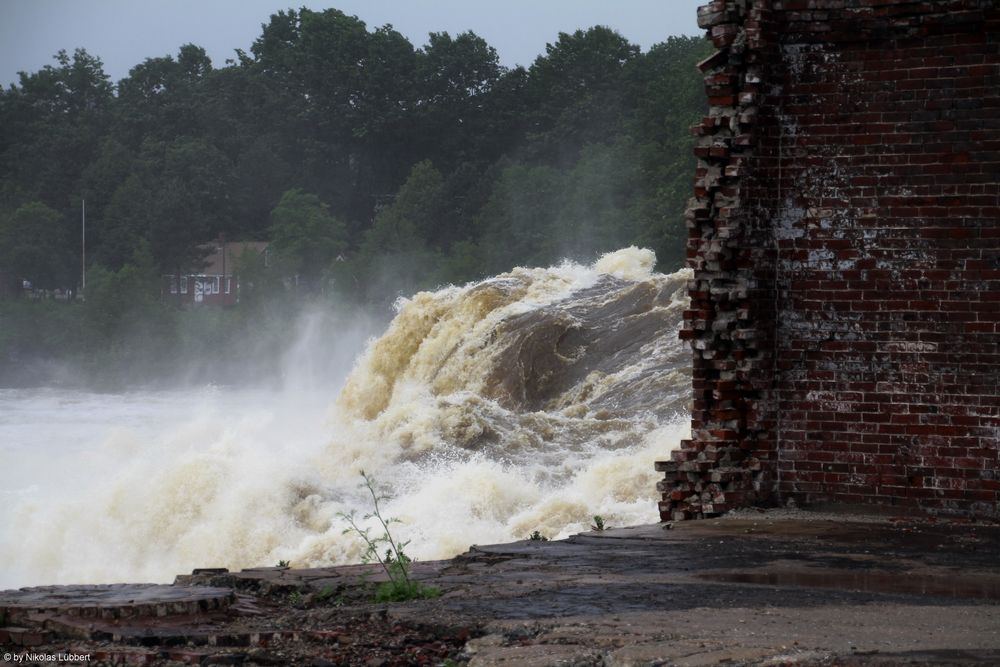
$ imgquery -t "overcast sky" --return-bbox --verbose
[0,0,705,87]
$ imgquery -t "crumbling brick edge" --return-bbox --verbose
[656,0,777,521]
[658,0,1000,521]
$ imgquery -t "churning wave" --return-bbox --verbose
[0,247,690,587]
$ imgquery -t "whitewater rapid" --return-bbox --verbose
[0,248,690,588]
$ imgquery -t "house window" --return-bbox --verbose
[180,276,188,294]
[167,276,178,294]
[225,278,231,294]
[193,276,220,295]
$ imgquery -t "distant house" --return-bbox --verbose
[162,241,269,306]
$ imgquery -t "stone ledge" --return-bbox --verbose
[0,584,235,625]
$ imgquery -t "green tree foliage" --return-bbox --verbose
[526,27,640,166]
[477,164,564,273]
[269,188,347,290]
[631,36,714,268]
[555,140,641,259]
[364,160,446,253]
[97,137,232,274]
[415,31,503,170]
[228,243,281,309]
[1,19,710,294]
[246,8,422,225]
[116,44,213,144]
[0,49,112,212]
[353,161,449,305]
[0,14,713,385]
[83,244,160,339]
[0,202,74,289]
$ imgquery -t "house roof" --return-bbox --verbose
[197,241,269,276]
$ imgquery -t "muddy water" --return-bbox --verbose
[0,248,689,588]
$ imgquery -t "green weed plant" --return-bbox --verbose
[340,470,441,603]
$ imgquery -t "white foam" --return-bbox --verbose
[0,249,689,589]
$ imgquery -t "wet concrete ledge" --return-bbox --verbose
[2,509,1000,665]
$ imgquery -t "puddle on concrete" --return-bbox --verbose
[698,570,1000,601]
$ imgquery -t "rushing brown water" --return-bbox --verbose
[1,248,690,588]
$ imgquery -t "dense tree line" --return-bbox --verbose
[0,9,709,384]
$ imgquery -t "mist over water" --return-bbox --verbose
[0,248,690,589]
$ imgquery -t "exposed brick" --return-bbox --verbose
[659,1,1000,521]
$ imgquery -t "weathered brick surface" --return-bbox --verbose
[660,0,1000,520]
[658,0,782,521]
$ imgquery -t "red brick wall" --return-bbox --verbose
[659,0,1000,519]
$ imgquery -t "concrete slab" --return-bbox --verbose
[1,510,999,665]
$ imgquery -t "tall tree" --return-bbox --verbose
[269,188,347,290]
[0,202,74,290]
[98,137,233,274]
[631,36,713,269]
[554,140,641,260]
[116,44,214,145]
[414,31,503,169]
[475,164,564,273]
[363,160,447,253]
[526,27,639,166]
[0,49,112,213]
[247,9,421,228]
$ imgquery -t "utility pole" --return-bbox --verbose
[220,231,226,298]
[81,198,86,292]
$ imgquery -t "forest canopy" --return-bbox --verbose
[0,9,710,385]
[0,10,709,297]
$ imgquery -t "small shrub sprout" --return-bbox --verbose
[339,470,441,602]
